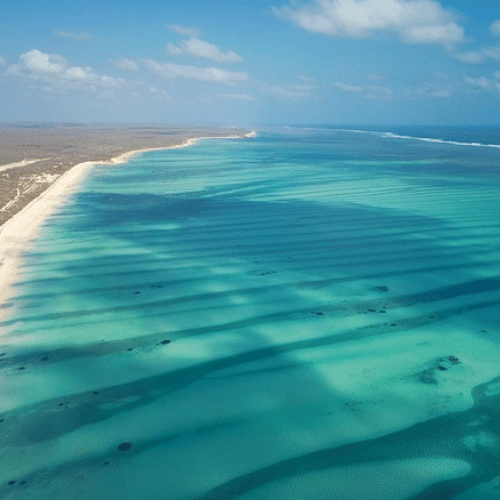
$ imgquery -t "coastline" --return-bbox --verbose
[0,130,256,325]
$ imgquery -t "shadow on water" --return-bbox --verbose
[1,133,500,499]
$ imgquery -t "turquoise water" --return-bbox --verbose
[1,128,500,499]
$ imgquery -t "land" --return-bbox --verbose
[0,123,253,227]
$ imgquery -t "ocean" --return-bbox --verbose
[1,126,500,499]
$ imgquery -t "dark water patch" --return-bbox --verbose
[0,417,242,499]
[16,243,497,301]
[8,269,500,331]
[1,299,499,447]
[5,259,500,344]
[194,374,500,500]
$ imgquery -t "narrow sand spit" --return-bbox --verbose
[0,131,256,324]
[0,159,48,174]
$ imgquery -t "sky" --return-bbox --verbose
[1,0,500,125]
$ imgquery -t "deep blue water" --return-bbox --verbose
[1,128,500,500]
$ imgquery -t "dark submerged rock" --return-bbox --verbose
[118,442,132,452]
[160,339,171,345]
[41,357,49,361]
[437,366,447,371]
[377,286,389,292]
[8,481,15,485]
[449,356,460,364]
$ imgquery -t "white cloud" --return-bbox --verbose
[333,81,363,92]
[452,45,500,64]
[260,82,314,99]
[482,46,500,60]
[7,49,125,92]
[198,92,255,103]
[274,0,465,48]
[143,59,248,85]
[54,30,93,41]
[109,58,139,70]
[490,20,500,37]
[464,73,500,92]
[464,76,492,90]
[166,37,243,63]
[454,51,485,64]
[149,86,171,98]
[364,84,394,99]
[167,24,201,37]
[0,56,6,66]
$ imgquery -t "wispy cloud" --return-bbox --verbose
[331,77,452,100]
[260,81,315,100]
[482,46,500,60]
[454,51,485,64]
[198,92,256,103]
[0,56,6,66]
[109,58,139,70]
[490,20,500,37]
[453,45,500,64]
[143,59,248,85]
[54,30,93,41]
[7,49,125,92]
[148,86,171,98]
[274,0,465,48]
[333,81,363,92]
[167,38,243,63]
[167,24,201,37]
[464,75,500,91]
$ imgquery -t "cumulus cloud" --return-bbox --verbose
[143,59,248,85]
[7,49,125,92]
[167,24,201,37]
[109,58,139,70]
[274,0,465,48]
[490,20,500,37]
[54,30,93,41]
[166,37,243,63]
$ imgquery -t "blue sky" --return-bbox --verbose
[1,0,500,125]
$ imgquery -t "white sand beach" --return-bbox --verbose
[0,130,255,325]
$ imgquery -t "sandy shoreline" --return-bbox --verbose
[0,129,256,324]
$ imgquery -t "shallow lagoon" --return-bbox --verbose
[1,128,500,499]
